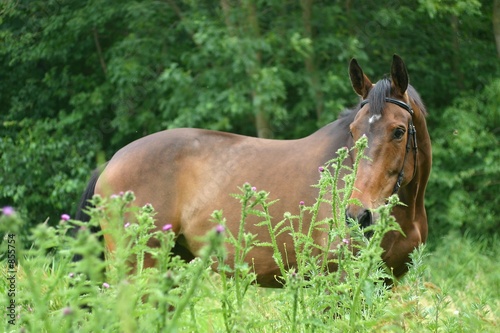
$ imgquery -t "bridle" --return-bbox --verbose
[359,97,418,195]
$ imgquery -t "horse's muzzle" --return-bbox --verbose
[346,208,374,238]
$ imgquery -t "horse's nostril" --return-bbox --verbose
[345,209,372,228]
[345,208,374,239]
[358,210,372,229]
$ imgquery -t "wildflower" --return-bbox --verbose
[215,224,225,234]
[318,166,325,172]
[165,271,174,280]
[92,194,103,205]
[342,238,350,245]
[61,214,70,221]
[162,224,173,232]
[123,191,135,202]
[2,206,14,216]
[142,203,154,214]
[102,282,110,289]
[68,272,74,278]
[124,222,131,228]
[62,307,73,316]
[251,186,257,191]
[299,201,305,206]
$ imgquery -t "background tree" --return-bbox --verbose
[494,0,500,57]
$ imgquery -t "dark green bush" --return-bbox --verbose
[427,78,500,241]
[0,118,99,225]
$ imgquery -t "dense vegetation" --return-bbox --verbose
[1,1,499,240]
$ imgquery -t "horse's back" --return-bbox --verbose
[96,128,247,223]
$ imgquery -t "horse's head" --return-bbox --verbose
[346,55,419,231]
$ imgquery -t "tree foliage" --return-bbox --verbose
[427,78,500,238]
[0,0,498,240]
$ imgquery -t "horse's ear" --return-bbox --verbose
[349,58,372,98]
[391,54,409,96]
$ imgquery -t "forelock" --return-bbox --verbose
[367,77,392,116]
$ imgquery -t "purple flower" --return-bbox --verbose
[61,214,70,221]
[123,191,135,202]
[215,224,225,234]
[342,238,350,245]
[124,222,131,228]
[318,166,325,173]
[299,201,305,206]
[62,307,73,316]
[251,186,257,191]
[102,282,110,289]
[162,224,173,232]
[142,203,154,214]
[2,206,14,216]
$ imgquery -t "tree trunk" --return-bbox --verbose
[220,0,235,36]
[92,28,107,75]
[243,0,272,138]
[221,0,271,138]
[300,0,323,120]
[450,15,465,90]
[494,0,500,58]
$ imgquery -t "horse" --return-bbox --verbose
[75,55,431,287]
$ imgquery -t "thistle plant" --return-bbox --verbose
[212,184,265,332]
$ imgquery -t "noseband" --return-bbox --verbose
[359,97,418,194]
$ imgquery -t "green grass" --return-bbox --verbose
[1,235,498,332]
[2,210,500,332]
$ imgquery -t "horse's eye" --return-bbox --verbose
[393,128,405,140]
[349,130,354,138]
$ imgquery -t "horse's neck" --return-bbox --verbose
[307,118,352,152]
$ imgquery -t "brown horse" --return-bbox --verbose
[76,55,431,287]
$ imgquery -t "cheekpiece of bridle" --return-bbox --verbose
[359,97,418,195]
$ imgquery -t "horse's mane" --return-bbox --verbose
[340,78,428,120]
